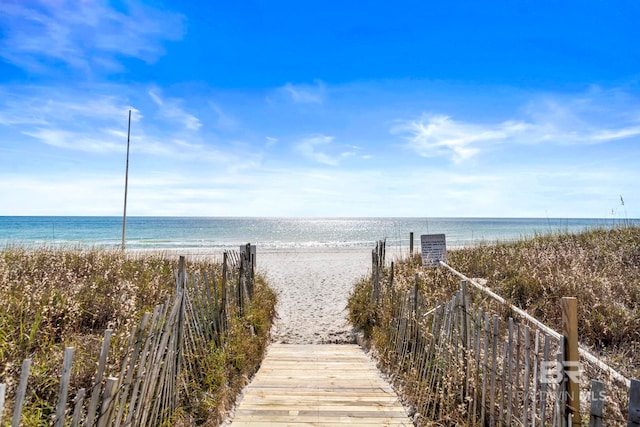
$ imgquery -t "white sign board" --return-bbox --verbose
[420,234,447,267]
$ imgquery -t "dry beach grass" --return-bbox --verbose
[348,225,640,424]
[0,246,276,425]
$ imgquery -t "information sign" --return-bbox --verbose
[420,234,447,267]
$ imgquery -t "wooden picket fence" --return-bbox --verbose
[0,245,256,426]
[369,239,640,426]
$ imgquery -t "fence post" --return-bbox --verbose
[245,243,254,300]
[177,255,186,291]
[413,273,419,314]
[222,252,228,328]
[238,255,245,316]
[589,380,604,427]
[410,232,414,256]
[562,297,580,426]
[371,249,378,304]
[629,379,640,426]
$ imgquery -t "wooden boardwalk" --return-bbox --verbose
[230,344,412,426]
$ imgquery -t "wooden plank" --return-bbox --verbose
[70,388,85,427]
[489,315,498,426]
[11,359,31,427]
[231,344,411,426]
[54,347,74,427]
[532,331,540,427]
[506,318,514,425]
[85,329,113,426]
[499,341,508,427]
[628,379,640,426]
[480,312,489,424]
[539,334,551,425]
[0,383,6,422]
[589,380,604,427]
[97,377,119,427]
[523,326,531,427]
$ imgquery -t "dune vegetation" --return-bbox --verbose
[0,246,276,426]
[348,226,640,423]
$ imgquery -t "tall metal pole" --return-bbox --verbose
[121,110,132,250]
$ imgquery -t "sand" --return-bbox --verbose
[256,247,375,344]
[160,245,404,343]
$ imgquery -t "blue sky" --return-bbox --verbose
[1,0,639,217]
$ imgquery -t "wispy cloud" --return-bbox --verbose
[395,93,640,163]
[280,81,325,104]
[296,135,339,165]
[210,104,238,131]
[0,86,259,169]
[393,114,525,163]
[148,89,202,131]
[22,128,124,153]
[294,134,363,166]
[0,0,184,74]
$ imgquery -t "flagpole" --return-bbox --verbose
[122,110,132,250]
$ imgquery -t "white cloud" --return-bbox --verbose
[22,128,123,153]
[0,86,257,168]
[393,114,522,163]
[591,127,640,141]
[395,94,640,163]
[295,135,340,166]
[148,89,201,131]
[210,104,237,130]
[281,81,325,104]
[294,135,367,166]
[0,0,184,74]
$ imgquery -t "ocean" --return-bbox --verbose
[0,216,635,252]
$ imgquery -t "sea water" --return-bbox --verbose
[0,216,635,251]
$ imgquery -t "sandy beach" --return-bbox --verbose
[156,245,405,344]
[256,247,375,344]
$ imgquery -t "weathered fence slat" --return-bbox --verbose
[11,358,31,427]
[71,388,85,427]
[589,380,605,427]
[85,329,113,426]
[523,326,531,427]
[124,305,161,427]
[629,379,640,426]
[54,347,74,427]
[532,330,540,427]
[489,315,499,426]
[499,341,508,427]
[506,317,515,425]
[96,377,118,427]
[480,312,489,423]
[540,333,551,425]
[0,383,6,422]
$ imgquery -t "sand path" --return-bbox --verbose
[257,248,373,344]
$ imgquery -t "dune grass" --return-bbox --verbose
[0,245,276,426]
[348,226,640,424]
[351,226,640,377]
